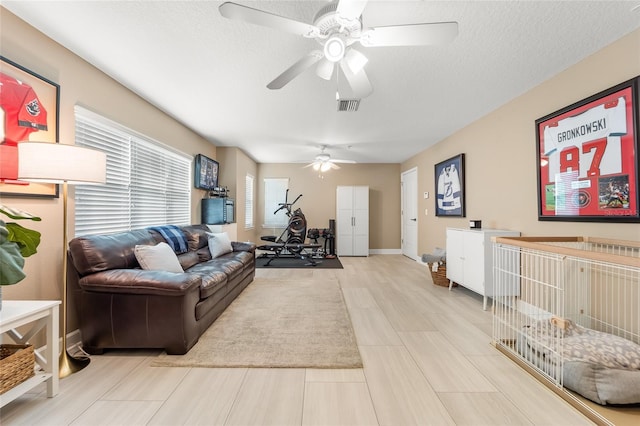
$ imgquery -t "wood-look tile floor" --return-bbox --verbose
[1,255,599,425]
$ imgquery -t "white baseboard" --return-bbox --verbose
[66,329,83,351]
[368,249,402,255]
[31,328,83,358]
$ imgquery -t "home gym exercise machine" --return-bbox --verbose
[257,189,323,266]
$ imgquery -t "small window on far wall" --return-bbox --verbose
[263,178,289,228]
[245,174,254,229]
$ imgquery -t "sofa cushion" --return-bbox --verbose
[189,258,244,281]
[79,268,200,295]
[134,242,183,273]
[181,224,211,251]
[184,268,228,299]
[208,232,233,258]
[226,250,255,267]
[177,251,201,270]
[69,229,156,275]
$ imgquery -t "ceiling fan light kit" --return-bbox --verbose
[324,36,346,62]
[305,146,357,172]
[219,0,458,98]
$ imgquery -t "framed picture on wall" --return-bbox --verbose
[435,153,465,217]
[536,76,640,222]
[194,153,219,191]
[0,56,60,198]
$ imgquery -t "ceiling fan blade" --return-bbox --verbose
[343,48,368,74]
[337,0,369,21]
[316,58,335,81]
[329,162,341,170]
[331,159,357,164]
[267,51,323,90]
[340,61,373,98]
[360,22,458,47]
[219,2,319,38]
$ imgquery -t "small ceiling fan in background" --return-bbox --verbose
[219,0,458,98]
[304,146,356,172]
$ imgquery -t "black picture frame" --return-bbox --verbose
[194,154,219,191]
[435,153,465,217]
[0,56,60,198]
[535,76,640,222]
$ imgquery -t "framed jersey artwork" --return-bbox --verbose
[536,76,640,222]
[0,56,60,197]
[435,153,465,217]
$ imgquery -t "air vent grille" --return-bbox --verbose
[337,99,360,112]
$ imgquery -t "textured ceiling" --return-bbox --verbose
[3,1,639,164]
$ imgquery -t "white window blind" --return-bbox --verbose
[245,174,254,229]
[74,106,191,236]
[263,178,289,227]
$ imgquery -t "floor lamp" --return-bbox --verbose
[17,142,106,378]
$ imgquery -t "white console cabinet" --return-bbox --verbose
[446,227,520,310]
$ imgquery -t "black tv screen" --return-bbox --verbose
[194,154,219,191]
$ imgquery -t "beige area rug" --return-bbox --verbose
[151,278,362,368]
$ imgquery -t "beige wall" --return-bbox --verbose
[216,147,259,243]
[402,29,640,256]
[3,6,639,334]
[206,149,401,249]
[1,10,216,327]
[256,163,401,250]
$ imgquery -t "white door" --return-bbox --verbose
[352,186,369,256]
[401,168,418,260]
[336,186,354,256]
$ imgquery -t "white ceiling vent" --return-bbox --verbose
[337,99,360,112]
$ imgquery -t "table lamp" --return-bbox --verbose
[18,142,106,378]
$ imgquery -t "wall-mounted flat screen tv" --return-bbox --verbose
[194,154,219,191]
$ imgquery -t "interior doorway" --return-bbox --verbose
[401,167,418,261]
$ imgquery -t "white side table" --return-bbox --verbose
[0,300,60,407]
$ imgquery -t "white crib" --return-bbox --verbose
[492,236,640,424]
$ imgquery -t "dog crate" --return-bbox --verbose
[492,236,640,424]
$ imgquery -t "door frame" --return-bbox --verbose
[401,167,419,261]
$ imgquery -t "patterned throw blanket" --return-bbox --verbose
[148,225,188,254]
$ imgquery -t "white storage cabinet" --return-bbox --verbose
[446,227,520,310]
[336,186,369,256]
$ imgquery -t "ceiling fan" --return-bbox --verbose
[303,146,356,172]
[219,0,458,98]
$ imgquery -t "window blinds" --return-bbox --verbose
[245,174,254,229]
[74,106,191,236]
[263,178,289,227]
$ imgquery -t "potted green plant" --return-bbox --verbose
[0,205,42,308]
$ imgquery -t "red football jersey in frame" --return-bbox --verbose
[538,85,637,219]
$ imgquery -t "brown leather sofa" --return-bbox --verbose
[67,224,255,355]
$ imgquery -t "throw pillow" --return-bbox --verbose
[208,232,233,259]
[134,242,184,273]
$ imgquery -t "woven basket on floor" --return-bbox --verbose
[428,262,455,287]
[0,344,35,394]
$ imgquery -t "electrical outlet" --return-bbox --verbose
[423,192,429,199]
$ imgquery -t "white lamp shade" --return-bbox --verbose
[18,142,106,185]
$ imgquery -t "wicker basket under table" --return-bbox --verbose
[0,344,35,395]
[427,262,456,287]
